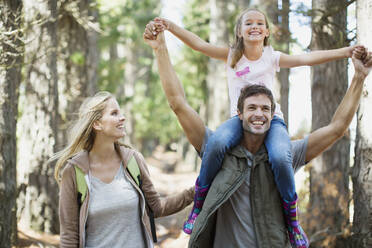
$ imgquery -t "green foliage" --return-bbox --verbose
[178,0,244,113]
[96,0,254,148]
[177,0,210,111]
[70,52,85,66]
[132,71,182,145]
[97,0,160,90]
[97,0,184,146]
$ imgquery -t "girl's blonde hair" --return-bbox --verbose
[230,8,270,69]
[52,91,124,183]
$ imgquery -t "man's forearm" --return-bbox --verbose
[154,45,186,108]
[330,71,365,132]
[152,41,205,152]
[305,71,365,161]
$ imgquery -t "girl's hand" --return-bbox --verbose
[145,17,169,37]
[350,45,366,59]
[154,17,171,31]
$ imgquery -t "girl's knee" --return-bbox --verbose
[210,129,236,146]
[208,135,230,152]
[270,151,292,168]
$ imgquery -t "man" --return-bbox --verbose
[143,28,371,248]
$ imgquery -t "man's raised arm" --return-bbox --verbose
[143,28,205,152]
[306,52,372,162]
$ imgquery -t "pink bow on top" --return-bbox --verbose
[235,66,250,77]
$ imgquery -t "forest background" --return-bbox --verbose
[1,0,371,247]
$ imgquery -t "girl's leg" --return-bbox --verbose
[264,116,295,201]
[183,115,242,234]
[265,116,309,248]
[199,115,243,186]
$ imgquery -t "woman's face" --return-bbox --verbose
[94,98,126,140]
[239,10,269,44]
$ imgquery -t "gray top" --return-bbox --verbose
[85,164,146,248]
[200,128,308,248]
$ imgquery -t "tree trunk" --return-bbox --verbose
[237,0,251,6]
[259,0,290,126]
[351,1,372,247]
[17,0,59,234]
[0,1,23,246]
[58,0,98,146]
[278,0,290,126]
[109,43,136,147]
[206,0,230,129]
[137,46,155,153]
[120,43,138,147]
[308,0,349,246]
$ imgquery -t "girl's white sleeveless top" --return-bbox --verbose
[226,46,283,118]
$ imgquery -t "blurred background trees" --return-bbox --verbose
[307,0,350,246]
[0,0,23,246]
[0,0,371,247]
[352,0,372,247]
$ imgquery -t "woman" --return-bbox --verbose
[53,91,194,248]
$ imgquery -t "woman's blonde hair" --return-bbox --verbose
[52,91,124,183]
[230,8,270,69]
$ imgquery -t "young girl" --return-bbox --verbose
[53,92,194,248]
[151,8,360,248]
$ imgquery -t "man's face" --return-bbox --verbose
[238,94,273,135]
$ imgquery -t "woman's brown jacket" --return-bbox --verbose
[59,146,194,248]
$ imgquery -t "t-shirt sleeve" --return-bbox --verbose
[290,136,309,173]
[199,127,214,158]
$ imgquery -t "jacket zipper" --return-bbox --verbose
[249,159,262,248]
[123,163,152,247]
[82,175,91,247]
[192,164,248,243]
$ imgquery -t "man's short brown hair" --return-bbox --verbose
[237,85,276,115]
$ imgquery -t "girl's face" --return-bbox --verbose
[239,11,269,44]
[94,98,126,140]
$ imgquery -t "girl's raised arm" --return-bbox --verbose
[279,45,363,68]
[154,17,229,62]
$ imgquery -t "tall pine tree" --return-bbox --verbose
[308,0,350,246]
[0,0,23,246]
